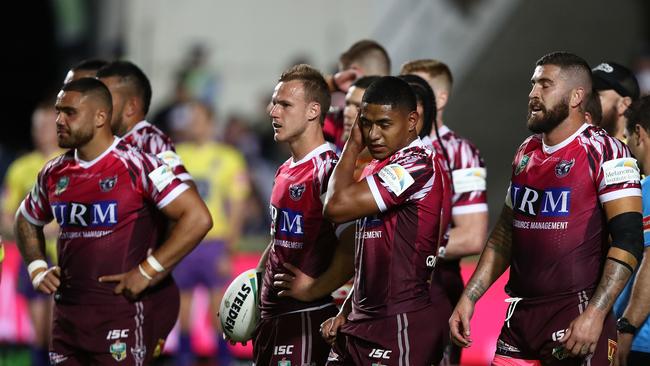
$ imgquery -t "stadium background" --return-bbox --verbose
[1,0,649,365]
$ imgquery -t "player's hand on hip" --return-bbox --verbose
[99,267,150,300]
[449,296,475,348]
[614,332,632,366]
[274,262,316,301]
[559,310,604,358]
[321,313,347,345]
[31,266,61,294]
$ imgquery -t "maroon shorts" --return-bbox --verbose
[49,285,180,365]
[327,303,449,366]
[254,304,338,366]
[495,291,617,366]
[431,259,463,365]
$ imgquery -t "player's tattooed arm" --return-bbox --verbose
[462,205,513,303]
[590,258,632,312]
[14,212,47,263]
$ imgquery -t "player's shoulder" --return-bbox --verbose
[41,150,75,175]
[578,125,624,147]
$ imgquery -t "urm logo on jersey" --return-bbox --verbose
[510,184,570,217]
[52,200,118,227]
[269,205,304,239]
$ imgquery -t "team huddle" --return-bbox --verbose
[3,38,650,366]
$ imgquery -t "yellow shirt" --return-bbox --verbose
[176,142,250,240]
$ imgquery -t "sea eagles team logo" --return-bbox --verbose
[55,176,69,195]
[131,345,146,363]
[554,159,575,178]
[515,155,530,176]
[289,183,306,201]
[110,340,127,362]
[99,176,118,192]
[278,359,291,366]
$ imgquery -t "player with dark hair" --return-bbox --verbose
[614,95,650,365]
[63,59,109,84]
[592,61,640,142]
[14,77,212,365]
[96,61,193,183]
[322,76,452,365]
[450,52,642,365]
[253,64,345,366]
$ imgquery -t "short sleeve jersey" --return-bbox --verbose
[20,138,189,305]
[428,125,487,215]
[506,124,641,297]
[260,144,339,318]
[351,138,452,321]
[175,142,249,239]
[122,120,192,182]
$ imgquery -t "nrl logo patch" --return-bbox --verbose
[515,155,530,176]
[110,340,127,362]
[554,159,575,178]
[100,176,118,192]
[55,177,69,195]
[289,183,306,201]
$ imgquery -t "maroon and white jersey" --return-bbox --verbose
[506,124,641,297]
[122,120,192,182]
[426,125,487,215]
[260,144,339,318]
[350,138,452,320]
[20,138,189,305]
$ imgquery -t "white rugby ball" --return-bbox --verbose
[219,268,261,342]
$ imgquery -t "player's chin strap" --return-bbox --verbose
[504,297,523,328]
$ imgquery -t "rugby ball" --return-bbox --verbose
[219,268,261,342]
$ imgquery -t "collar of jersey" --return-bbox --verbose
[123,119,150,139]
[75,137,120,169]
[429,125,451,140]
[289,143,333,168]
[542,123,588,154]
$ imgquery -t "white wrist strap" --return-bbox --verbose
[28,259,48,277]
[32,266,56,289]
[146,255,165,273]
[138,264,153,280]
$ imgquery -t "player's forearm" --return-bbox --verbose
[149,207,212,271]
[14,213,47,264]
[462,206,512,303]
[622,247,650,326]
[256,241,273,273]
[306,238,354,300]
[444,213,488,259]
[324,142,362,221]
[587,256,633,318]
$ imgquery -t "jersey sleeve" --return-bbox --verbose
[315,151,339,203]
[140,152,189,209]
[156,150,193,182]
[451,140,487,215]
[365,149,435,212]
[595,137,641,204]
[19,166,53,226]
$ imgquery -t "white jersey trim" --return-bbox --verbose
[366,175,387,212]
[273,303,337,317]
[599,188,642,204]
[75,137,120,169]
[19,201,49,226]
[156,183,190,209]
[452,203,488,215]
[289,143,333,168]
[542,123,588,154]
[122,120,151,139]
[175,172,193,182]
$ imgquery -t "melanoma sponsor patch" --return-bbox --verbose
[602,158,640,185]
[148,165,175,191]
[378,164,414,196]
[452,167,486,193]
[156,150,183,168]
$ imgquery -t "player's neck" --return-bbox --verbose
[77,134,115,162]
[289,129,326,162]
[543,115,584,146]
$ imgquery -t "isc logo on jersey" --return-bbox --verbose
[510,184,570,217]
[269,205,304,238]
[52,201,118,227]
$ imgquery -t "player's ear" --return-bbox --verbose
[306,101,321,122]
[124,96,139,118]
[95,107,109,128]
[570,87,585,109]
[407,110,419,132]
